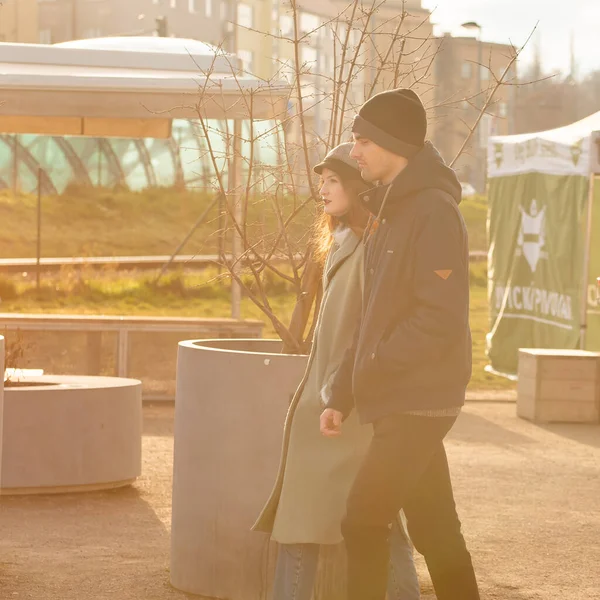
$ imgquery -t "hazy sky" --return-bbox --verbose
[422,0,599,78]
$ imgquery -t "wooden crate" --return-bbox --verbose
[517,349,600,424]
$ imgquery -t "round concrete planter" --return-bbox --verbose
[0,336,4,490]
[1,374,142,495]
[171,339,309,599]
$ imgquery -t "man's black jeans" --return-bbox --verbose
[341,414,480,600]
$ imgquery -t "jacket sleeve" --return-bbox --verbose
[376,196,469,370]
[323,322,360,418]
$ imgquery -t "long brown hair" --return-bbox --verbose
[312,175,371,265]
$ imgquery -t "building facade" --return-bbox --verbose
[37,0,227,46]
[0,0,39,43]
[433,33,516,191]
[30,1,518,191]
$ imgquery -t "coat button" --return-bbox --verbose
[371,353,376,360]
[369,268,374,275]
[382,218,386,224]
[364,196,370,202]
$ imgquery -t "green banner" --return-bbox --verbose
[585,177,600,351]
[487,173,589,375]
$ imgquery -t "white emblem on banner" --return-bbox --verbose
[517,199,547,272]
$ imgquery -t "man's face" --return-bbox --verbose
[350,134,397,183]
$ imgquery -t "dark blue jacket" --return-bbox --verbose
[327,142,472,424]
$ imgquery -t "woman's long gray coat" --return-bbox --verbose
[253,228,373,544]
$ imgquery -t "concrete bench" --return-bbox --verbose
[517,348,600,424]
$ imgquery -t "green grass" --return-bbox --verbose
[0,186,219,258]
[0,267,512,391]
[0,187,488,259]
[459,194,488,252]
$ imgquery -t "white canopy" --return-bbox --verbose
[0,37,289,138]
[488,111,600,178]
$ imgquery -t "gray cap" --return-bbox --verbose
[313,142,363,181]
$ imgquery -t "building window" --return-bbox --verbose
[238,49,254,73]
[301,46,317,69]
[170,0,177,8]
[319,53,327,71]
[300,12,319,35]
[83,28,103,39]
[279,15,293,36]
[189,0,197,12]
[461,62,472,79]
[480,65,490,81]
[498,102,508,118]
[39,29,52,44]
[237,3,253,28]
[205,0,212,18]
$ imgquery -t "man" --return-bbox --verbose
[319,88,480,600]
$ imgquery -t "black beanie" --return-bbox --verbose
[352,88,427,158]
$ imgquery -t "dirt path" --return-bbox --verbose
[0,403,598,599]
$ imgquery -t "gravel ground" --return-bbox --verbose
[0,402,598,600]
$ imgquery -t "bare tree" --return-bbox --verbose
[175,0,532,355]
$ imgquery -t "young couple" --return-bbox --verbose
[254,89,480,600]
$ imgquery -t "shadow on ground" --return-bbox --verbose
[534,421,600,449]
[449,409,535,448]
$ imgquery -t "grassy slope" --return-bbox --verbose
[0,187,230,258]
[0,188,488,258]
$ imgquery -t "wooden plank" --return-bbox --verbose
[517,374,538,399]
[0,312,263,326]
[117,330,129,378]
[0,115,82,135]
[83,117,172,139]
[517,352,538,380]
[536,399,600,424]
[539,357,599,381]
[0,89,288,122]
[539,379,597,402]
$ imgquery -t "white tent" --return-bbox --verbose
[488,111,600,178]
[486,113,600,375]
[0,37,289,138]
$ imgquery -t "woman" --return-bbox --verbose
[253,143,420,600]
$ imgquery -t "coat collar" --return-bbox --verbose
[359,183,392,217]
[324,228,360,289]
[358,142,462,218]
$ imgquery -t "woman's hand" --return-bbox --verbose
[320,408,343,437]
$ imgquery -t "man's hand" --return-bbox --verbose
[320,408,343,437]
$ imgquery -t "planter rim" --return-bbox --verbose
[179,338,308,359]
[3,374,141,392]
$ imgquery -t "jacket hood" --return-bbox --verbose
[361,142,462,216]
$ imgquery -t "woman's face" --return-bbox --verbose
[319,168,351,217]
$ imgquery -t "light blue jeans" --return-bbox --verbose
[272,517,420,600]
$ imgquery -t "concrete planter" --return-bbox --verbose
[171,339,309,599]
[1,374,142,495]
[0,336,4,490]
